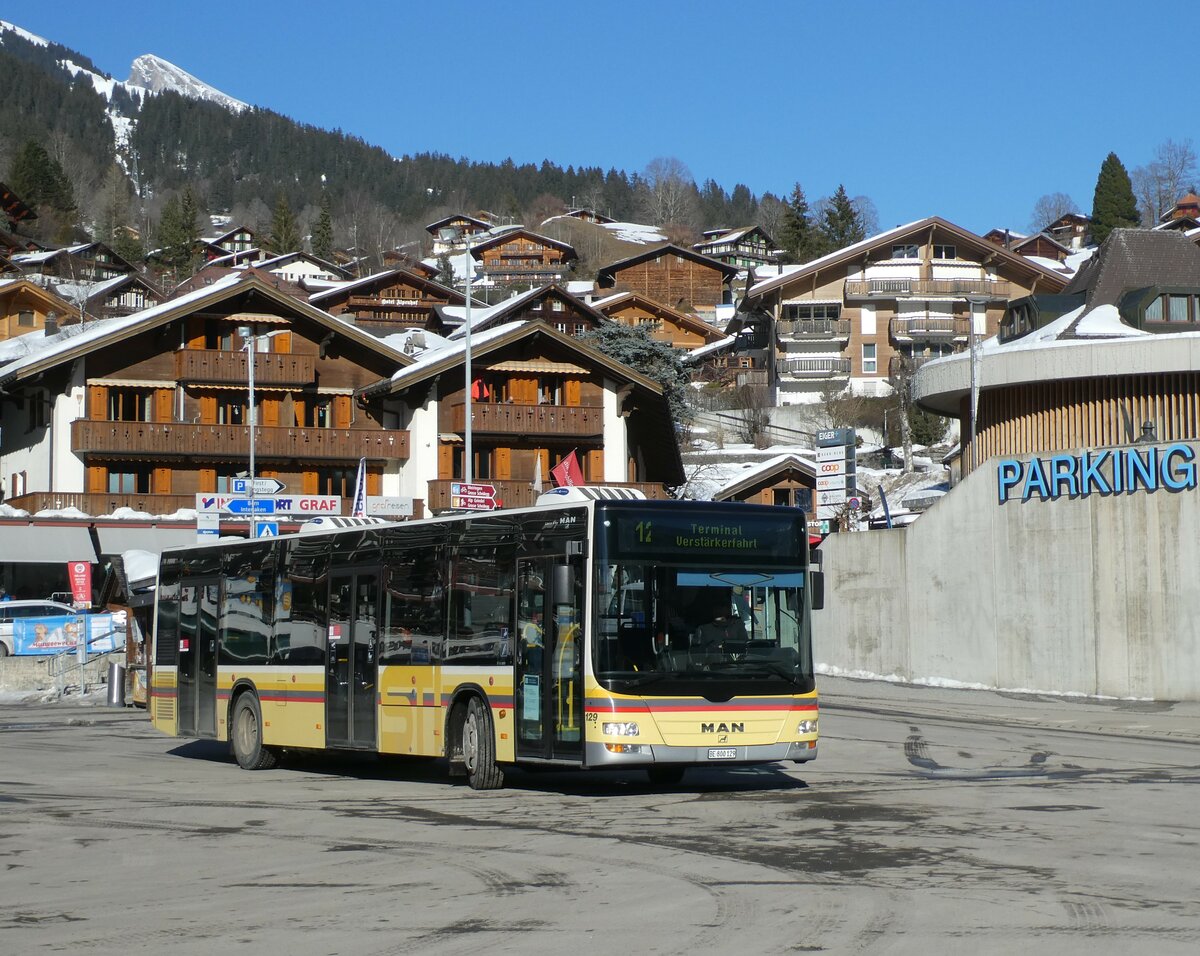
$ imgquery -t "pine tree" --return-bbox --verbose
[1091,152,1140,245]
[819,184,865,251]
[157,187,200,273]
[7,139,78,241]
[268,192,301,253]
[311,193,334,261]
[96,164,143,262]
[778,183,825,262]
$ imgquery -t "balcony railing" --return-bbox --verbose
[779,357,852,378]
[777,319,852,340]
[71,420,410,462]
[845,278,1011,299]
[6,491,199,517]
[426,479,671,512]
[888,316,969,340]
[176,349,316,386]
[888,354,945,383]
[451,403,604,437]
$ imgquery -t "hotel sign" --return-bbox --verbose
[997,444,1196,504]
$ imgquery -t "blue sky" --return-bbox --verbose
[6,1,1192,234]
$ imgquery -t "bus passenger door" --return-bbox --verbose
[325,571,379,749]
[178,579,219,738]
[515,558,583,761]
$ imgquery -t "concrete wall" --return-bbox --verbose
[816,442,1200,700]
[0,652,122,694]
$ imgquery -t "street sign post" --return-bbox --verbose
[232,477,286,496]
[450,482,498,510]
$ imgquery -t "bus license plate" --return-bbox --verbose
[708,748,737,759]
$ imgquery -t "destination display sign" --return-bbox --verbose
[605,508,806,564]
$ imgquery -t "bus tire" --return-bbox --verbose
[231,693,278,771]
[462,696,503,790]
[647,765,686,786]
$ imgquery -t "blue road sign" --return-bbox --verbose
[255,521,279,538]
[227,498,275,515]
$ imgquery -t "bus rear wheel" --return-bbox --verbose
[647,765,686,786]
[462,697,504,790]
[231,694,278,771]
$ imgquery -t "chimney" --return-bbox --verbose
[44,310,59,336]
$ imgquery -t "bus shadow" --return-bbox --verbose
[165,742,809,794]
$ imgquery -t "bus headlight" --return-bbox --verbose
[797,719,818,735]
[603,721,640,736]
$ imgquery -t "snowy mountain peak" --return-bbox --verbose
[126,54,247,113]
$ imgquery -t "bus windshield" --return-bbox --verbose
[594,562,813,690]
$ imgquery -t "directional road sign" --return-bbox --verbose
[451,481,498,511]
[232,477,286,495]
[227,498,275,515]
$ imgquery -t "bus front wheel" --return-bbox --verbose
[462,697,504,790]
[231,694,278,771]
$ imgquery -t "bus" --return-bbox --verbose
[149,490,821,788]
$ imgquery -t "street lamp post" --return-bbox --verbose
[439,227,474,484]
[964,294,989,473]
[240,326,258,522]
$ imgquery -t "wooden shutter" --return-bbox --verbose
[292,398,306,427]
[564,379,581,407]
[154,388,173,423]
[367,470,382,496]
[199,394,217,425]
[335,395,352,429]
[261,398,280,428]
[187,317,205,349]
[199,468,216,493]
[87,465,106,494]
[438,444,454,479]
[89,385,107,420]
[302,471,318,495]
[494,447,511,480]
[587,449,604,482]
[275,331,292,354]
[152,467,172,494]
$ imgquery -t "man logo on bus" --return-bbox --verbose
[702,722,744,733]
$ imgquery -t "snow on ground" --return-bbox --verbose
[815,664,1149,701]
[602,222,666,244]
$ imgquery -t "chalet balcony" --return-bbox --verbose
[778,357,852,379]
[6,491,199,517]
[426,479,671,512]
[844,278,1011,299]
[776,318,851,341]
[176,349,316,386]
[888,316,969,341]
[888,354,946,383]
[71,420,409,462]
[451,403,604,437]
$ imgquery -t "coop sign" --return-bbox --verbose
[996,443,1196,504]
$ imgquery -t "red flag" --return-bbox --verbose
[551,451,585,487]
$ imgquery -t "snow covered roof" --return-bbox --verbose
[713,453,817,501]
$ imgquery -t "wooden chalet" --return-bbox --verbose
[309,268,470,334]
[382,249,440,278]
[0,181,36,229]
[1046,213,1090,250]
[712,453,817,518]
[469,229,577,286]
[358,321,684,513]
[563,208,615,225]
[1010,232,1071,262]
[255,251,351,284]
[593,291,725,351]
[1160,192,1200,223]
[741,216,1070,404]
[694,226,778,270]
[434,284,609,340]
[427,214,493,254]
[203,225,256,256]
[595,244,738,317]
[0,278,77,342]
[0,272,413,517]
[13,242,137,284]
[982,228,1025,249]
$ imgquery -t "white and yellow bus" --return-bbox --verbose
[150,490,821,788]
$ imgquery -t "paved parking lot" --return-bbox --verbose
[3,677,1199,954]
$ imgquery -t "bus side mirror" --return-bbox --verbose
[810,571,825,611]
